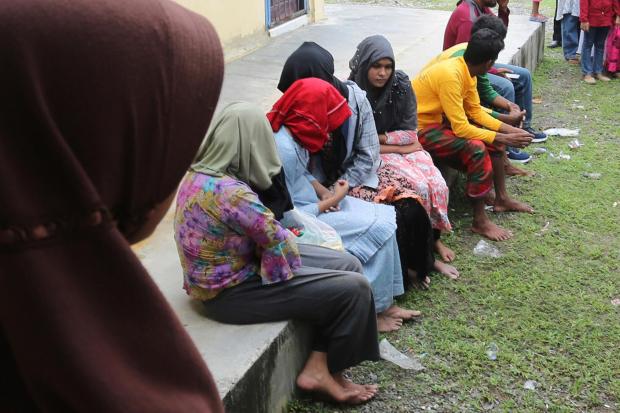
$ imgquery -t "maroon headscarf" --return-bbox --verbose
[267,78,351,153]
[0,0,224,411]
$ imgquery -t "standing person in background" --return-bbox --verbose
[557,0,582,64]
[580,0,620,83]
[0,0,226,411]
[530,0,549,22]
[550,0,564,47]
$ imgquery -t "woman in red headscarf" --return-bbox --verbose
[0,0,224,411]
[270,78,422,334]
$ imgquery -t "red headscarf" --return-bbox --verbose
[268,78,352,153]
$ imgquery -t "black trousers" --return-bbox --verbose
[393,199,435,287]
[202,244,380,373]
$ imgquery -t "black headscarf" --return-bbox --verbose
[349,35,418,134]
[278,41,349,98]
[278,42,351,186]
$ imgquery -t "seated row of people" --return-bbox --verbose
[174,17,539,404]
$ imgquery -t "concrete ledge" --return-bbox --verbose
[137,5,547,413]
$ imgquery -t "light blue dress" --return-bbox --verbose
[274,127,403,312]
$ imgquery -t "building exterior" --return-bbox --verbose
[175,0,325,60]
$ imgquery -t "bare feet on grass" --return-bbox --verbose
[383,304,422,320]
[505,162,535,177]
[407,269,431,289]
[471,220,513,241]
[434,239,455,262]
[433,260,459,279]
[493,198,534,213]
[297,352,373,405]
[334,373,378,400]
[377,314,403,332]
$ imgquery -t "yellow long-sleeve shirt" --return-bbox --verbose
[412,56,501,144]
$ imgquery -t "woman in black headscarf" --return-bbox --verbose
[279,42,456,290]
[348,35,460,282]
[0,0,225,411]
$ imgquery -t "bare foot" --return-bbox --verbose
[383,305,422,320]
[377,314,403,332]
[408,269,431,290]
[297,356,367,405]
[505,162,535,176]
[433,260,459,279]
[493,198,534,213]
[471,220,513,241]
[434,239,455,262]
[334,373,378,400]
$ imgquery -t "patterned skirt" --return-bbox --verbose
[349,151,452,232]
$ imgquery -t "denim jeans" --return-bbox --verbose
[488,63,534,128]
[561,14,580,60]
[581,26,610,75]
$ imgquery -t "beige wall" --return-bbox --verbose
[174,0,325,59]
[175,0,267,46]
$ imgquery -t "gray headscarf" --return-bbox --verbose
[348,35,417,133]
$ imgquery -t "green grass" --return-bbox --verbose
[290,4,620,412]
[326,0,557,15]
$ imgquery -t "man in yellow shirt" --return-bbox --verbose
[413,29,534,241]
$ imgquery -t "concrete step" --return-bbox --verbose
[136,5,545,412]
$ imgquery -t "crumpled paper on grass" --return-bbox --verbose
[379,339,425,371]
[543,128,579,137]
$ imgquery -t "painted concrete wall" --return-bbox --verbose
[174,0,325,52]
[174,0,267,47]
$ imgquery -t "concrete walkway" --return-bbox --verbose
[135,4,545,412]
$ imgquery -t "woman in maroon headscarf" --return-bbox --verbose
[0,0,224,411]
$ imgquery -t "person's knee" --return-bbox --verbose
[340,252,363,274]
[342,273,372,301]
[465,140,487,162]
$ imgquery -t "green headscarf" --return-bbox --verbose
[190,102,281,190]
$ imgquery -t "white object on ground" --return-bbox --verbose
[543,128,580,137]
[549,152,571,161]
[523,380,539,390]
[486,342,499,360]
[582,172,601,180]
[379,339,425,371]
[568,139,583,149]
[473,240,502,258]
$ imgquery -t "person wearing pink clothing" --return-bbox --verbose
[580,0,620,82]
[530,0,549,23]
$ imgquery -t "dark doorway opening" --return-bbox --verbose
[270,0,306,27]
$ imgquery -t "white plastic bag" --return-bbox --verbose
[281,209,344,251]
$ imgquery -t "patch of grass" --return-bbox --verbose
[289,6,620,413]
[326,0,557,15]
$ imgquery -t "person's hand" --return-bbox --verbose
[494,132,533,148]
[615,15,620,26]
[508,101,520,112]
[398,142,424,154]
[581,22,590,32]
[333,179,349,200]
[495,67,513,78]
[505,108,526,126]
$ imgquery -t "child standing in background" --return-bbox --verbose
[531,0,549,22]
[580,0,620,83]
